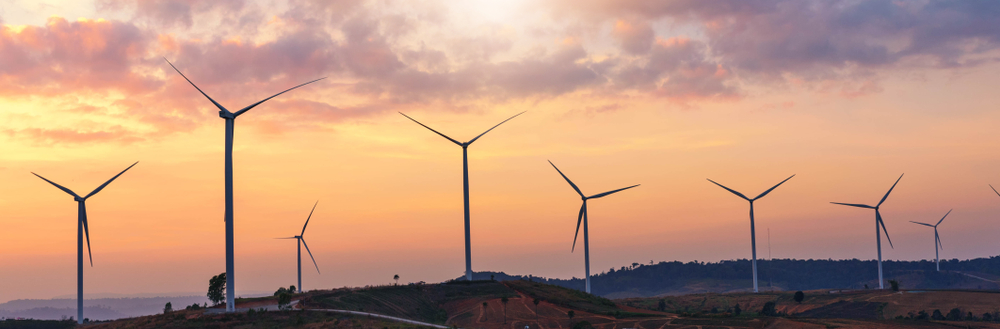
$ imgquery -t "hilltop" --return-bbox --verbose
[471,256,1000,298]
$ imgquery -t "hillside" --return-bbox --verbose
[78,280,1000,328]
[472,256,1000,297]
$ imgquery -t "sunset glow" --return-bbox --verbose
[2,0,1000,304]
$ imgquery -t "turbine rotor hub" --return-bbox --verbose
[219,111,235,119]
[74,196,85,202]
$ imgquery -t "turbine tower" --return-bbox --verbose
[32,162,137,324]
[706,174,794,293]
[910,209,950,271]
[166,59,324,312]
[831,174,903,290]
[399,111,525,281]
[277,201,321,293]
[549,160,639,294]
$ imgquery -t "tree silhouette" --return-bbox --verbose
[568,310,575,324]
[794,291,804,304]
[394,274,400,286]
[501,297,509,324]
[207,273,226,306]
[163,302,172,314]
[483,302,489,321]
[533,298,540,319]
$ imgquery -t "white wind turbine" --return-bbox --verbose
[32,162,137,324]
[910,209,950,272]
[831,174,903,290]
[166,59,324,311]
[399,111,525,281]
[706,175,794,293]
[277,201,321,293]
[549,160,639,294]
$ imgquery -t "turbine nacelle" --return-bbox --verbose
[219,111,236,119]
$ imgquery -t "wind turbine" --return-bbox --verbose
[910,209,950,272]
[399,111,525,281]
[277,201,321,293]
[32,162,137,324]
[991,184,1000,199]
[831,174,903,290]
[165,59,324,312]
[706,175,794,293]
[549,160,639,294]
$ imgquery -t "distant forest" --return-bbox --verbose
[470,256,1000,298]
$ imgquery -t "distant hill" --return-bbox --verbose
[0,296,209,321]
[469,256,1000,298]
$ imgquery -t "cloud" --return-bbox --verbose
[4,0,1000,145]
[4,127,145,145]
[544,0,1000,81]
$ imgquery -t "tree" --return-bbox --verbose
[568,310,575,324]
[533,298,540,319]
[289,285,296,293]
[931,309,944,320]
[888,280,900,292]
[274,287,288,296]
[482,302,488,321]
[278,293,291,310]
[163,302,172,314]
[657,299,666,312]
[760,302,777,316]
[394,274,400,286]
[733,303,742,316]
[793,291,804,304]
[501,297,509,323]
[208,272,226,306]
[946,308,962,321]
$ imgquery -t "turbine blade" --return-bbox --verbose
[301,238,320,274]
[31,173,80,198]
[992,184,1000,198]
[81,204,93,267]
[706,179,750,201]
[548,160,585,198]
[466,111,526,145]
[936,231,943,250]
[164,58,229,113]
[84,162,138,199]
[572,202,585,252]
[275,237,297,239]
[877,173,904,207]
[830,202,875,209]
[233,77,327,117]
[588,184,640,199]
[909,221,934,227]
[936,209,951,226]
[398,112,462,145]
[302,200,318,236]
[877,210,893,249]
[752,174,795,200]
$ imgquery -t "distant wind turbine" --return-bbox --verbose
[277,201,321,293]
[549,160,639,294]
[32,162,137,324]
[991,184,1000,199]
[399,111,525,281]
[166,58,325,312]
[831,174,903,290]
[910,209,951,272]
[707,175,794,293]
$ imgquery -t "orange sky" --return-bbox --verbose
[2,0,1000,303]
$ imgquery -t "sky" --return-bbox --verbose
[2,0,1000,303]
